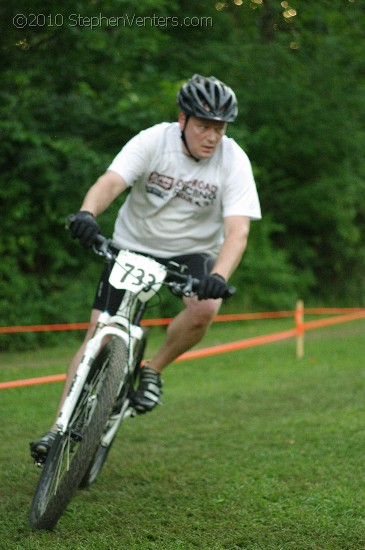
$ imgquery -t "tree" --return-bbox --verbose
[1,0,364,350]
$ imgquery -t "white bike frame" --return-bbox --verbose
[54,249,168,435]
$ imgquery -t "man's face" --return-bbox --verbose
[179,114,227,159]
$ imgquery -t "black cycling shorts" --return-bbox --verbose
[92,251,216,315]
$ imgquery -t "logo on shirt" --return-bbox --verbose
[147,171,218,207]
[148,171,174,190]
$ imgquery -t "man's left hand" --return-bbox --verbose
[197,273,228,300]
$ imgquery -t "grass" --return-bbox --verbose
[0,319,365,548]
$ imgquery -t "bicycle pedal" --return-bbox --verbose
[34,459,45,469]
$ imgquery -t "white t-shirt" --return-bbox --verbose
[108,122,261,258]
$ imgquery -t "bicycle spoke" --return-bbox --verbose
[30,338,126,530]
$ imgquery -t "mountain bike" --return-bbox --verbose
[29,234,235,530]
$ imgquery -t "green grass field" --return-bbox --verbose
[0,319,365,549]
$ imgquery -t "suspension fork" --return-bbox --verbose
[55,325,129,434]
[55,292,146,434]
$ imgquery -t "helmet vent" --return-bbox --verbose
[177,74,238,122]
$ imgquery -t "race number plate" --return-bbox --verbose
[109,250,167,302]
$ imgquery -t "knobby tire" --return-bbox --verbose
[29,337,128,530]
[79,328,148,488]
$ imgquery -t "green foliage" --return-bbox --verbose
[233,217,308,311]
[0,0,364,349]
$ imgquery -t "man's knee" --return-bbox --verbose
[183,297,221,329]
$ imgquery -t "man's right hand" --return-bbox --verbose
[68,211,100,248]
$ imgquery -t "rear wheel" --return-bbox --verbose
[29,337,128,530]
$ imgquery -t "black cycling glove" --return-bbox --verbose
[69,211,100,248]
[197,273,228,301]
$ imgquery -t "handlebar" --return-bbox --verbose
[91,234,235,300]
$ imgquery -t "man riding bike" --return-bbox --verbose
[30,74,261,461]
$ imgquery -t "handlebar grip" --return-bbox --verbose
[66,215,108,249]
[223,286,236,299]
[190,278,236,300]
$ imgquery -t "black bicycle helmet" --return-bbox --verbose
[177,74,238,123]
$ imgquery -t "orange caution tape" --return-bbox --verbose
[1,309,364,391]
[175,328,298,362]
[1,309,364,334]
[0,311,298,334]
[0,323,90,334]
[0,328,297,390]
[304,308,365,315]
[303,310,365,330]
[0,374,66,390]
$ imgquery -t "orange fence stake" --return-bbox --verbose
[295,299,304,359]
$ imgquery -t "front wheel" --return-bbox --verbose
[29,337,128,530]
[79,327,148,488]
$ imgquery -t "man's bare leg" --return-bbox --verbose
[30,309,104,458]
[31,298,220,457]
[52,298,219,420]
[148,297,221,373]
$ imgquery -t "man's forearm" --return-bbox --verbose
[213,236,247,279]
[213,216,250,279]
[80,171,128,217]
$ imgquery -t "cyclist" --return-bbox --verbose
[30,74,261,460]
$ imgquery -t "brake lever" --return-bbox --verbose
[181,274,194,297]
[92,236,114,262]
